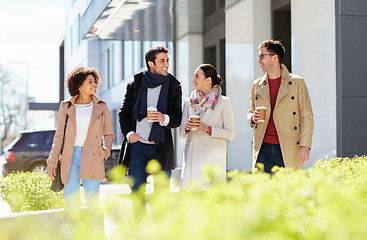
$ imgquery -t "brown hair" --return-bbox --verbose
[198,64,223,86]
[145,46,169,71]
[258,40,286,64]
[65,66,101,96]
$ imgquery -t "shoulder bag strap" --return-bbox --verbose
[60,102,71,155]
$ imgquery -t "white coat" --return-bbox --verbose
[179,95,235,190]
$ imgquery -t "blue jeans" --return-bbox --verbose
[129,141,161,191]
[256,142,285,173]
[64,146,101,207]
[63,146,103,239]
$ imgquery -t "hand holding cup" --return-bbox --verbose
[252,106,266,123]
[185,115,200,131]
[147,106,157,122]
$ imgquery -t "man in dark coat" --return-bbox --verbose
[118,46,182,192]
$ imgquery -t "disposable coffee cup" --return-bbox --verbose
[256,106,266,122]
[147,106,157,122]
[189,115,200,130]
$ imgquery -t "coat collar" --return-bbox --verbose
[256,64,292,106]
[64,95,105,130]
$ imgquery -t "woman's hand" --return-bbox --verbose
[47,168,56,180]
[185,119,197,132]
[195,120,209,132]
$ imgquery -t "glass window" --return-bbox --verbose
[121,41,124,80]
[142,41,152,69]
[107,49,111,89]
[124,41,133,79]
[203,0,216,17]
[70,26,73,54]
[77,14,81,46]
[134,41,141,73]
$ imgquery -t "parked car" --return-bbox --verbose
[1,129,120,178]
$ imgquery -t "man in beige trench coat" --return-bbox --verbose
[248,40,314,173]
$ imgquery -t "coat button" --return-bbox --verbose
[293,112,296,115]
[297,142,299,145]
[289,81,292,85]
[294,126,297,130]
[291,96,295,100]
[255,96,258,100]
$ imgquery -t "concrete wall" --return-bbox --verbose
[225,0,271,171]
[336,0,367,157]
[292,0,337,166]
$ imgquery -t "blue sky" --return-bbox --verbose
[0,0,65,102]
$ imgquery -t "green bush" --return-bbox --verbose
[1,156,367,240]
[0,171,64,212]
[105,157,367,240]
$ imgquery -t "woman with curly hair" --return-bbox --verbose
[47,66,114,238]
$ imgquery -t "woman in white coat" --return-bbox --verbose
[179,64,235,190]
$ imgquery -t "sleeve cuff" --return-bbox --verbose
[126,131,134,143]
[159,114,170,127]
[207,126,212,136]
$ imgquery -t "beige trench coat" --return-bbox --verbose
[179,96,235,189]
[247,64,314,171]
[47,95,115,184]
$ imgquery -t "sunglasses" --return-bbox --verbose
[258,53,275,60]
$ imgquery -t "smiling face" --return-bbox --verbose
[191,68,212,94]
[78,74,98,96]
[257,47,278,73]
[148,52,169,76]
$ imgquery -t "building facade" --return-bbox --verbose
[60,0,367,172]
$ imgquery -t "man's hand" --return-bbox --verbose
[149,111,165,123]
[251,110,262,124]
[129,133,145,143]
[297,146,310,165]
[47,168,56,180]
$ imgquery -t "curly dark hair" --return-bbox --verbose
[65,66,101,96]
[198,64,223,86]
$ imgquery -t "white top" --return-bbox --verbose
[127,86,170,144]
[75,102,93,146]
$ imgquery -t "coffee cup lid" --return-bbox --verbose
[147,106,157,110]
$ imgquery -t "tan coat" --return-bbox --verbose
[247,64,314,171]
[47,95,114,183]
[179,96,235,189]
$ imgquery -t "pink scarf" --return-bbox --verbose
[189,85,222,115]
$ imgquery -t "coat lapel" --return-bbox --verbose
[256,77,270,106]
[88,96,104,130]
[65,96,77,128]
[275,82,289,105]
[275,64,291,105]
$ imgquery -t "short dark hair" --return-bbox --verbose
[65,66,101,96]
[198,64,223,86]
[145,46,169,70]
[258,40,286,64]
